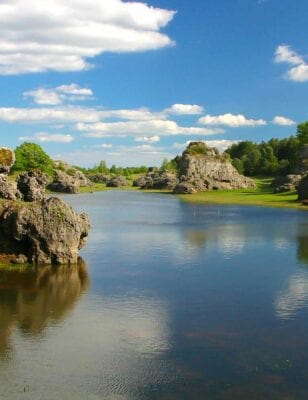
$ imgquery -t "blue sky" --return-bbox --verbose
[0,0,307,166]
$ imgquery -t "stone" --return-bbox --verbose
[173,182,197,194]
[72,170,91,187]
[0,197,90,264]
[87,173,111,184]
[0,174,21,200]
[106,176,128,187]
[298,174,308,202]
[17,171,50,202]
[48,170,80,194]
[174,142,256,193]
[137,171,178,190]
[272,174,302,193]
[0,147,15,174]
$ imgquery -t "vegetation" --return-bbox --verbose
[77,160,149,177]
[185,142,209,155]
[160,157,180,172]
[178,178,306,210]
[12,142,54,175]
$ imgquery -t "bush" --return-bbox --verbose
[185,143,209,156]
[13,142,54,174]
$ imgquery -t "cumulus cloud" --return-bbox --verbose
[19,132,74,143]
[24,84,93,105]
[199,113,266,127]
[0,0,176,75]
[164,104,204,115]
[275,45,308,82]
[78,119,224,137]
[272,116,296,126]
[135,135,160,143]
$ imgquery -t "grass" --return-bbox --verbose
[177,177,307,210]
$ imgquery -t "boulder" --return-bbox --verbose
[48,170,80,194]
[87,173,111,184]
[0,174,21,200]
[173,182,197,194]
[0,147,15,174]
[137,171,178,190]
[17,171,50,202]
[272,174,302,193]
[298,174,308,202]
[106,176,128,187]
[174,142,256,192]
[0,197,90,264]
[72,170,91,187]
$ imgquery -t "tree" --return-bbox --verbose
[13,142,54,174]
[297,122,308,145]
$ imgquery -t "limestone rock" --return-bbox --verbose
[87,173,111,184]
[48,170,80,193]
[272,174,301,193]
[17,171,49,202]
[0,148,15,174]
[137,171,178,190]
[173,182,197,194]
[0,174,21,200]
[73,170,91,187]
[0,197,90,264]
[298,174,308,202]
[106,176,128,187]
[175,142,256,192]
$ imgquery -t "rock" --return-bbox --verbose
[174,142,256,192]
[106,176,128,187]
[0,147,15,174]
[0,174,21,200]
[87,173,111,184]
[173,182,197,194]
[48,170,80,194]
[17,171,50,202]
[0,197,90,264]
[298,174,308,202]
[272,174,302,193]
[137,171,178,190]
[72,170,91,187]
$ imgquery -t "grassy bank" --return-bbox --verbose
[178,178,307,210]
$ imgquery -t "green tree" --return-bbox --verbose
[13,142,54,174]
[297,122,308,145]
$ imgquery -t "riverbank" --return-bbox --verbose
[178,178,307,210]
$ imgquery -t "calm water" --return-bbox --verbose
[0,191,308,400]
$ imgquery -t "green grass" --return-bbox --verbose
[177,177,307,210]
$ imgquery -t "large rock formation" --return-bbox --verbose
[0,197,90,264]
[0,175,21,200]
[48,170,80,193]
[106,176,128,187]
[174,142,256,193]
[134,171,178,190]
[87,173,111,184]
[17,171,50,202]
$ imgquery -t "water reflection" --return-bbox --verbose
[297,224,308,266]
[0,261,89,359]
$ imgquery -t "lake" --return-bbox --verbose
[0,190,308,399]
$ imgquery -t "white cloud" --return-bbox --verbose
[24,84,93,105]
[272,116,296,126]
[275,45,308,82]
[165,104,204,115]
[19,132,74,143]
[135,135,160,143]
[199,113,266,127]
[78,119,224,137]
[0,0,176,75]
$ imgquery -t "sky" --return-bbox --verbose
[0,0,307,167]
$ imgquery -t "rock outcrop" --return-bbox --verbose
[0,197,90,264]
[106,176,128,187]
[0,175,21,200]
[272,174,302,193]
[298,174,308,203]
[135,171,178,190]
[174,142,256,193]
[173,182,197,194]
[17,171,49,202]
[87,173,111,184]
[48,170,80,193]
